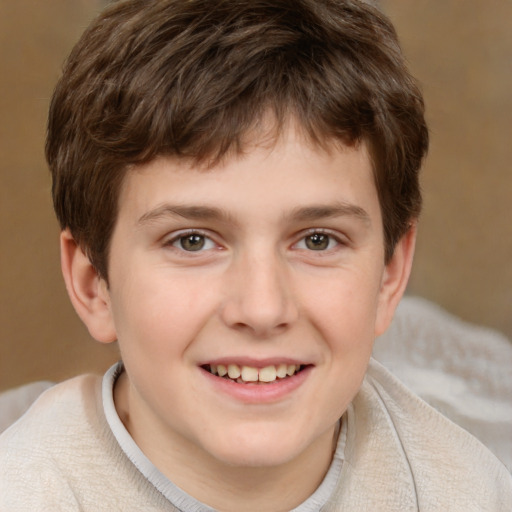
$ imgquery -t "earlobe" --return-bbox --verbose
[60,229,117,343]
[374,224,417,337]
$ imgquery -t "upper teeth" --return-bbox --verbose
[209,363,301,383]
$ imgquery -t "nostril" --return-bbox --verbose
[231,322,251,332]
[229,320,290,338]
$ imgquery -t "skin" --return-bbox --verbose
[61,127,416,511]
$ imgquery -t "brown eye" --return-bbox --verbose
[179,234,206,251]
[305,233,330,250]
[168,231,219,254]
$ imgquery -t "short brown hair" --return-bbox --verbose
[47,0,428,279]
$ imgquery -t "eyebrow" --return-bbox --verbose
[137,201,371,226]
[287,203,371,225]
[137,204,234,226]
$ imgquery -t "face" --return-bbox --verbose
[101,128,404,476]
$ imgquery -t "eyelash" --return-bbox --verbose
[163,229,347,254]
[293,229,347,253]
[164,230,220,253]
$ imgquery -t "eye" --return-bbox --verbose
[170,232,217,252]
[294,232,341,251]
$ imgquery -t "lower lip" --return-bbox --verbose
[200,366,312,404]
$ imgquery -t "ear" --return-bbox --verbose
[374,223,417,337]
[60,229,117,343]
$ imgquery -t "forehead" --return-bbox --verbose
[116,129,380,229]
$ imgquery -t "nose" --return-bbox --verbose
[220,251,299,338]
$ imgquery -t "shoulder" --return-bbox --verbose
[0,373,174,511]
[338,359,512,511]
[0,373,102,447]
[0,375,103,509]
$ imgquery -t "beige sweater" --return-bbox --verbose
[0,360,510,511]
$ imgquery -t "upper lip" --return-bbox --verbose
[199,357,311,368]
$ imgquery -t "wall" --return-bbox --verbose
[0,1,119,391]
[381,0,512,338]
[1,1,511,391]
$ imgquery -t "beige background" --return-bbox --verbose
[1,0,511,392]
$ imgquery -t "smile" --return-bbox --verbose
[204,363,305,384]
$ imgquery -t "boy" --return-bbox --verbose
[0,0,510,510]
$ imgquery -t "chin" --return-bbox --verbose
[202,428,308,469]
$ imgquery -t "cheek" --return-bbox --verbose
[109,272,218,355]
[300,268,382,350]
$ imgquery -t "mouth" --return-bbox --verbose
[201,363,307,384]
